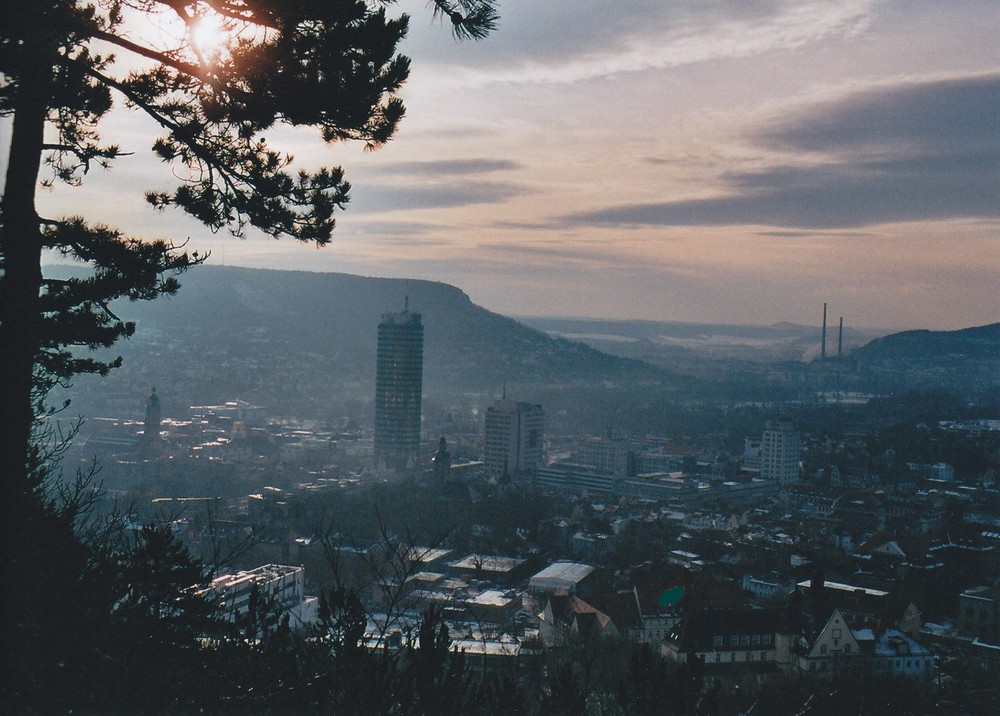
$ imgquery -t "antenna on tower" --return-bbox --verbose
[821,303,828,361]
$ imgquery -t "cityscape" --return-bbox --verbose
[2,1,998,713]
[46,275,1000,713]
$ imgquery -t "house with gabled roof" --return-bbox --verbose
[872,629,935,681]
[662,607,792,688]
[538,588,619,646]
[790,609,863,676]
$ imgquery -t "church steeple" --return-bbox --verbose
[142,387,161,446]
[432,435,452,484]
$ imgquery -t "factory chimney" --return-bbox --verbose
[821,303,827,361]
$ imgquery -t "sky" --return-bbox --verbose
[28,0,1000,330]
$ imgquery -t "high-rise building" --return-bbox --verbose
[761,420,801,487]
[483,397,544,483]
[374,305,423,472]
[577,430,632,476]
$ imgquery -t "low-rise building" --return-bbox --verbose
[205,563,317,629]
[528,561,596,595]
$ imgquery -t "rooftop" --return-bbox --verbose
[529,561,595,585]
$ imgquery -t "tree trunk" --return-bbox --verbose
[0,44,53,506]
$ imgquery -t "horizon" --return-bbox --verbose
[40,259,951,335]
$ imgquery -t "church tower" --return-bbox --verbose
[432,436,452,484]
[142,387,161,446]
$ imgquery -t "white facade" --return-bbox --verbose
[577,432,630,476]
[207,564,317,629]
[794,610,862,675]
[761,421,801,487]
[483,399,544,481]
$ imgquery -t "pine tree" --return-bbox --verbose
[1,1,496,708]
[0,0,497,514]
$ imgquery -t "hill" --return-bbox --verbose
[845,323,1000,398]
[53,265,668,420]
[852,323,1000,361]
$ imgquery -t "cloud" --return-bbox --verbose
[563,74,1000,229]
[756,73,999,155]
[403,0,878,86]
[339,220,439,238]
[359,158,523,178]
[347,180,526,214]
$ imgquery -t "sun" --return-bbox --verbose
[189,11,227,57]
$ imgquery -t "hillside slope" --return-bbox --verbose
[54,265,667,418]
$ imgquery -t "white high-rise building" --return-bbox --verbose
[761,421,801,487]
[578,431,630,476]
[483,398,544,482]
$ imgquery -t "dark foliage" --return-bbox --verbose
[2,1,497,710]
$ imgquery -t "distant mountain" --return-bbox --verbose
[52,265,667,419]
[518,316,884,365]
[846,323,1000,398]
[852,323,1000,361]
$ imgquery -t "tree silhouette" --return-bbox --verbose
[1,2,496,709]
[0,0,497,518]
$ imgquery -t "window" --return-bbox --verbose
[752,634,761,645]
[763,634,772,645]
[832,628,842,638]
[730,635,739,646]
[713,636,723,647]
[741,635,750,646]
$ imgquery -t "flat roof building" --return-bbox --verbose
[529,561,596,594]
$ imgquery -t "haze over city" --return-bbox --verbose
[28,0,999,330]
[6,2,1000,712]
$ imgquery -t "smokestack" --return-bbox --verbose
[821,303,827,361]
[838,317,843,359]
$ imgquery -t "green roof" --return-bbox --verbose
[658,585,685,608]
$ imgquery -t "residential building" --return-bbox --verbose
[872,629,935,680]
[205,564,317,629]
[538,588,619,646]
[662,607,789,687]
[958,584,1000,642]
[790,609,863,676]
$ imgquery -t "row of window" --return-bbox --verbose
[712,651,769,663]
[713,633,773,647]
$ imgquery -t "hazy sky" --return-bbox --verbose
[30,0,1000,329]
